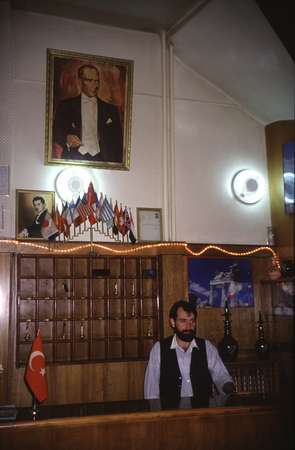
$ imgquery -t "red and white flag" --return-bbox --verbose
[24,331,48,403]
[118,204,127,236]
[41,211,58,240]
[86,182,98,225]
[53,206,63,236]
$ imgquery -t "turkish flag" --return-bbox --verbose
[86,182,97,207]
[25,332,48,402]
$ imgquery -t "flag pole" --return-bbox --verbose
[90,225,93,244]
[90,225,94,255]
[25,329,47,419]
[32,395,38,421]
[31,332,40,419]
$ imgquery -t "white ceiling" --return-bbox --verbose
[11,0,295,125]
[170,0,294,124]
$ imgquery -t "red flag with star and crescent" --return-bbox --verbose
[24,331,48,402]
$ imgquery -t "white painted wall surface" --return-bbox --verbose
[174,58,271,244]
[8,9,163,239]
[0,2,13,237]
[1,3,271,244]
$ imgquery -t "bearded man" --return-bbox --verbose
[144,300,234,408]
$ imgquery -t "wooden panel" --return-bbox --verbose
[161,255,187,337]
[0,405,289,450]
[46,364,104,404]
[196,307,256,350]
[103,362,129,401]
[2,245,285,408]
[265,120,294,258]
[127,361,146,399]
[260,281,293,348]
[11,361,146,407]
[8,252,159,407]
[15,255,161,366]
[0,253,11,403]
[164,254,270,354]
[227,360,280,396]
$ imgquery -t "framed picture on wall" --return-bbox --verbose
[16,190,57,240]
[136,208,163,242]
[45,48,133,170]
[188,258,254,308]
[282,140,294,214]
[272,281,294,316]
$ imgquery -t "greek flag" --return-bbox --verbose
[100,196,114,228]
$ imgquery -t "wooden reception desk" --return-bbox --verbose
[0,396,292,450]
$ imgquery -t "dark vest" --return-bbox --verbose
[159,336,212,408]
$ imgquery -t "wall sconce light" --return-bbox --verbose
[55,167,94,203]
[231,169,265,204]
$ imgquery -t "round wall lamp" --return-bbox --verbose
[55,167,94,203]
[231,169,266,204]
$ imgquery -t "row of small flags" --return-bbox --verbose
[48,183,136,243]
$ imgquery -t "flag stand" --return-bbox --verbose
[89,226,96,256]
[54,183,137,244]
[32,395,39,421]
[90,225,93,250]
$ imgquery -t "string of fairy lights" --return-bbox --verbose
[0,239,281,269]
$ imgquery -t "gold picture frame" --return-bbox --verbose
[136,208,163,242]
[16,190,56,240]
[45,48,133,170]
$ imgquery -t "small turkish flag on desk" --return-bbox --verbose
[25,331,48,403]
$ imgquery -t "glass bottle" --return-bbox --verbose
[218,301,239,362]
[255,311,269,359]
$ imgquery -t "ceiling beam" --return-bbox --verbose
[167,0,212,38]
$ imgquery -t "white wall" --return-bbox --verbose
[6,7,163,239]
[0,2,271,244]
[174,58,271,244]
[0,1,13,236]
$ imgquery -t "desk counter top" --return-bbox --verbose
[0,396,290,450]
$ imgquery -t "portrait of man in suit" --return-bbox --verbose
[46,49,133,170]
[16,190,57,240]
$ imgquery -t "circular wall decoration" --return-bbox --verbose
[231,169,265,204]
[55,168,94,203]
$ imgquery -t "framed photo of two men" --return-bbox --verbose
[45,48,134,170]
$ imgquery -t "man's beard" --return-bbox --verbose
[175,328,196,342]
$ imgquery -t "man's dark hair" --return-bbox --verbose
[169,300,197,320]
[78,65,99,79]
[32,196,45,205]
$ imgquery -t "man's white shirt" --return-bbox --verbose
[144,335,233,399]
[80,93,100,156]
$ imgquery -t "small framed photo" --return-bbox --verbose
[16,190,57,240]
[136,208,163,242]
[45,48,133,170]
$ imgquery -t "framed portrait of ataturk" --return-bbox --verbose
[45,48,134,170]
[16,189,57,240]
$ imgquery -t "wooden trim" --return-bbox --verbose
[0,404,286,450]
